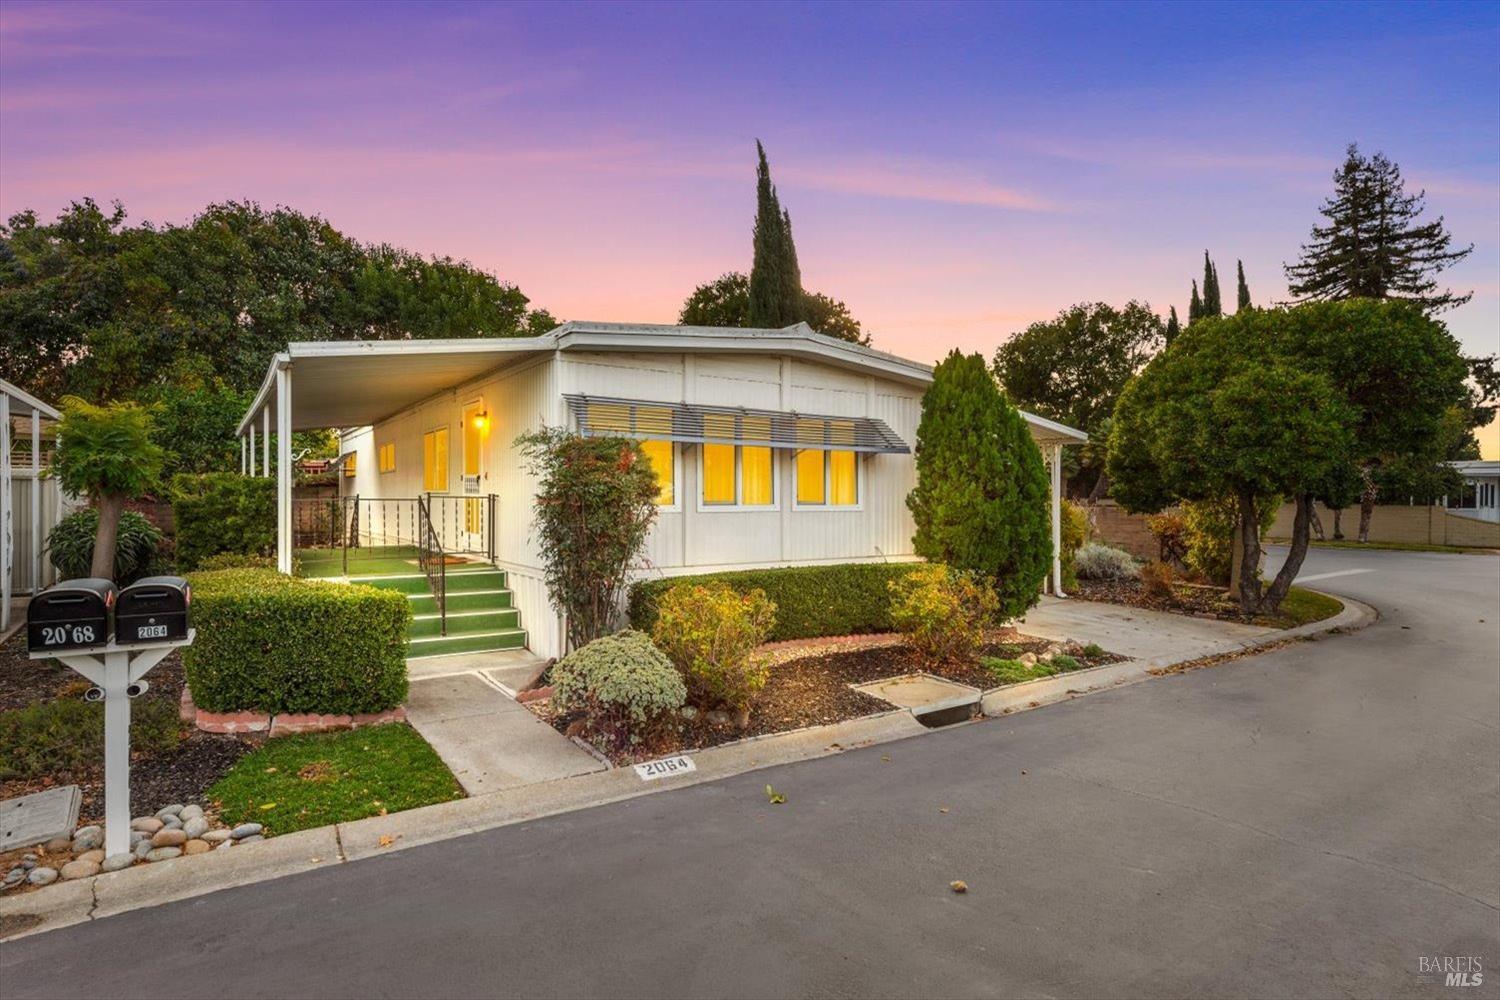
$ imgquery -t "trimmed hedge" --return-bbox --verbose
[628,562,923,642]
[183,569,410,715]
[170,472,275,571]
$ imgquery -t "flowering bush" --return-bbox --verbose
[651,582,776,716]
[888,563,1000,666]
[550,630,686,744]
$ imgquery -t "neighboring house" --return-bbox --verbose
[2,380,66,631]
[234,323,1086,660]
[1445,460,1500,523]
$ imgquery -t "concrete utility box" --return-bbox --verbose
[26,578,116,653]
[115,576,191,644]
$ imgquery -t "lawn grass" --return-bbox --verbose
[1301,539,1494,555]
[1264,586,1344,629]
[208,723,463,835]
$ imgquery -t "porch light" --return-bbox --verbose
[472,411,489,431]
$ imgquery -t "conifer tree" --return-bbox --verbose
[1285,144,1473,312]
[1201,251,1223,318]
[1165,306,1180,345]
[1236,260,1251,311]
[907,352,1051,620]
[1189,281,1203,324]
[748,141,804,327]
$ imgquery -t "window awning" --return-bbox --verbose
[564,395,911,454]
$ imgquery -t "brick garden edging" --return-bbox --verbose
[179,687,405,735]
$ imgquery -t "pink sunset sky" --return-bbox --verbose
[3,2,1498,453]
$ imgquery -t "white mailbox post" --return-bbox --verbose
[28,632,195,859]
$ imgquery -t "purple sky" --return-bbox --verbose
[4,1,1498,453]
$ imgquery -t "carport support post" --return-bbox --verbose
[240,435,247,475]
[261,407,270,478]
[249,420,257,476]
[1051,443,1065,598]
[1,391,10,632]
[276,364,292,574]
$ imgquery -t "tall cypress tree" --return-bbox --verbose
[1188,281,1203,324]
[907,351,1050,620]
[1201,251,1223,318]
[1236,260,1251,311]
[1285,144,1473,312]
[1165,306,1181,345]
[748,141,804,328]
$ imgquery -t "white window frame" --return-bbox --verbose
[791,448,863,512]
[643,440,683,513]
[377,441,396,475]
[694,443,781,513]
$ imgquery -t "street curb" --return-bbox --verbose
[0,592,1375,941]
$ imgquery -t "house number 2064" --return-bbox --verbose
[41,624,96,646]
[634,755,697,780]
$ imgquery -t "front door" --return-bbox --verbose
[460,400,488,553]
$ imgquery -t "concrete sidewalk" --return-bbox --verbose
[1019,595,1276,661]
[404,672,605,796]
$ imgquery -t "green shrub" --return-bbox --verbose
[888,563,1000,666]
[551,630,686,743]
[170,473,275,571]
[195,551,277,571]
[1074,543,1138,581]
[981,657,1047,685]
[1179,496,1279,585]
[183,569,410,715]
[1050,653,1080,672]
[651,582,775,712]
[630,562,922,642]
[0,697,181,781]
[1140,560,1176,599]
[1059,499,1088,588]
[46,508,163,582]
[1081,642,1107,658]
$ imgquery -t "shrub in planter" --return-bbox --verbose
[46,508,163,582]
[0,697,181,781]
[1179,496,1279,585]
[629,562,921,642]
[1139,560,1176,600]
[194,551,277,571]
[550,629,686,745]
[183,569,410,715]
[170,472,275,571]
[650,582,776,715]
[888,563,1000,666]
[1060,499,1088,588]
[1074,543,1139,582]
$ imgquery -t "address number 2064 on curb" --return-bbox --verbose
[634,755,697,780]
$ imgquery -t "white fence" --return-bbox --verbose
[7,468,77,597]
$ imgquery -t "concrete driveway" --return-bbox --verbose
[3,546,1497,998]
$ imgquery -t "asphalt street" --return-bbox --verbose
[3,546,1498,998]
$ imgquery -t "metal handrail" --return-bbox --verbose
[417,495,447,636]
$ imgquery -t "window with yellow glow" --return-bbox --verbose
[344,453,357,478]
[741,446,773,505]
[702,443,736,504]
[795,449,825,504]
[641,439,676,506]
[422,427,449,492]
[830,450,857,505]
[378,443,396,474]
[462,406,486,477]
[796,445,859,508]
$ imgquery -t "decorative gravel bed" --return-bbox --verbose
[535,629,1124,764]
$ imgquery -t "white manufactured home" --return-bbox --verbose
[235,323,1085,661]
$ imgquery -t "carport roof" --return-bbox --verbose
[236,322,1087,446]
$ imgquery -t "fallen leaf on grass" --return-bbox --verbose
[950,880,968,893]
[765,785,786,805]
[260,802,277,810]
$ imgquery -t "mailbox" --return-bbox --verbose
[27,579,116,653]
[115,576,191,645]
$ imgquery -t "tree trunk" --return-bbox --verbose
[91,494,123,580]
[1234,490,1263,615]
[1309,504,1325,541]
[1357,467,1377,543]
[1262,493,1314,611]
[1332,507,1344,540]
[1087,470,1110,502]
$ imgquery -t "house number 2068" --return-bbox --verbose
[41,624,96,646]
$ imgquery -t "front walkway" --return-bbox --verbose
[404,663,605,797]
[1019,595,1276,663]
